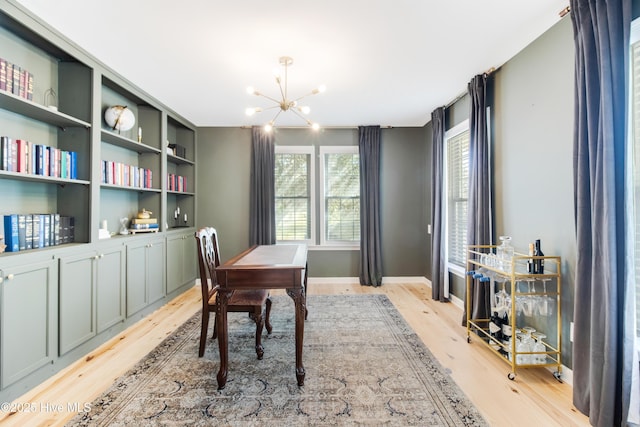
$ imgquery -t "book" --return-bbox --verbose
[0,58,6,91]
[0,136,9,170]
[42,214,50,247]
[17,214,27,251]
[131,217,158,224]
[3,214,19,252]
[25,214,33,249]
[5,62,12,94]
[130,223,159,230]
[32,214,40,249]
[52,213,60,246]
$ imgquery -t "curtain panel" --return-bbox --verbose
[570,1,637,426]
[462,74,493,325]
[430,107,448,301]
[249,126,276,245]
[359,125,383,286]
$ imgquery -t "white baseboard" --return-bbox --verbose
[357,276,574,386]
[307,276,431,286]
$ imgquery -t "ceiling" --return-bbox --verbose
[16,0,566,128]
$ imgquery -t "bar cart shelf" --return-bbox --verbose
[465,244,563,381]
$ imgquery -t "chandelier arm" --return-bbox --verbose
[290,108,312,125]
[256,93,282,104]
[270,109,283,124]
[293,91,315,102]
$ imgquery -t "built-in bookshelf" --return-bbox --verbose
[166,115,195,229]
[0,0,197,404]
[99,77,163,237]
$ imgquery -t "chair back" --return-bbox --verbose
[194,227,220,306]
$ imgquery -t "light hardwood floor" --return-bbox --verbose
[0,281,589,426]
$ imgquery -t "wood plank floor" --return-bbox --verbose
[0,281,589,426]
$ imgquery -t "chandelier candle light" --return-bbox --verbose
[245,56,326,132]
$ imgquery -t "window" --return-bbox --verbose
[319,146,360,246]
[631,20,640,337]
[444,121,470,270]
[274,146,315,243]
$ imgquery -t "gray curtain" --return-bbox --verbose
[462,74,493,325]
[249,126,276,245]
[570,1,635,426]
[359,125,383,286]
[430,107,447,301]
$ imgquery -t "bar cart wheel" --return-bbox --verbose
[553,371,563,382]
[467,336,471,343]
[507,372,516,380]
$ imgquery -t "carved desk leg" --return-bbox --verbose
[216,289,232,390]
[287,286,306,386]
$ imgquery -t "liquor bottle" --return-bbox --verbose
[527,243,534,274]
[489,311,504,343]
[500,312,511,355]
[533,239,544,274]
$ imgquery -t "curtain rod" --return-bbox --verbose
[444,66,496,109]
[240,125,394,130]
[559,6,570,18]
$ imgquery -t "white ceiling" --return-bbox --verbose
[16,0,566,128]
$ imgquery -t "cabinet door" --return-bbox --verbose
[126,242,148,317]
[58,252,96,355]
[182,232,197,286]
[146,239,166,305]
[166,234,184,294]
[1,260,56,388]
[96,246,125,332]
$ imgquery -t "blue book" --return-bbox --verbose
[3,214,19,252]
[70,151,77,179]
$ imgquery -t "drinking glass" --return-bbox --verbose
[532,333,547,364]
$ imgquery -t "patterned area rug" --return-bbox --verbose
[67,294,487,426]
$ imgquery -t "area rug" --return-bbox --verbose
[67,294,487,426]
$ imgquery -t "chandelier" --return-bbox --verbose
[245,56,326,132]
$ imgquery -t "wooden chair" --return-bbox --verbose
[194,227,272,359]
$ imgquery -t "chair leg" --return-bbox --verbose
[199,310,209,358]
[250,308,265,360]
[265,296,273,334]
[212,312,218,340]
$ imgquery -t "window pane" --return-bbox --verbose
[447,130,470,267]
[275,152,310,241]
[324,152,360,242]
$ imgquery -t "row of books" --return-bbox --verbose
[0,136,78,179]
[101,160,153,189]
[0,58,34,101]
[167,174,188,192]
[3,214,75,252]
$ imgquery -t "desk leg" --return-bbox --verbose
[216,289,232,390]
[287,287,306,386]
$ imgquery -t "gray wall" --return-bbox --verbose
[196,127,429,277]
[441,17,576,365]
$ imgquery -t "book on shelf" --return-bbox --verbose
[3,214,19,252]
[131,217,157,224]
[130,223,159,230]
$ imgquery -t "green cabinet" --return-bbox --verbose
[166,230,197,294]
[0,260,56,388]
[58,244,125,355]
[126,237,165,317]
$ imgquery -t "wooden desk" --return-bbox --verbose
[215,244,308,390]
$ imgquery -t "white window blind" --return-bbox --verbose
[320,146,360,245]
[446,126,470,268]
[274,146,314,243]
